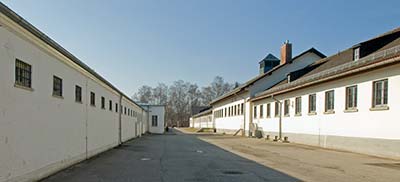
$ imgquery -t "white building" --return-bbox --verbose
[190,109,213,129]
[251,28,400,159]
[0,3,149,182]
[210,44,325,136]
[141,104,166,134]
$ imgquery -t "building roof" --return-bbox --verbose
[210,47,325,105]
[191,108,213,118]
[0,3,145,110]
[252,27,400,101]
[259,54,279,64]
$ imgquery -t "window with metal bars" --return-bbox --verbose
[345,86,357,110]
[372,79,388,108]
[15,59,32,88]
[90,92,95,106]
[53,76,63,97]
[295,97,302,115]
[309,94,316,113]
[75,85,82,102]
[325,90,335,112]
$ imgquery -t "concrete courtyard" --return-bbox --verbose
[41,129,400,182]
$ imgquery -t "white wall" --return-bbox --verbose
[191,113,213,128]
[0,13,143,182]
[213,92,248,134]
[252,63,400,157]
[147,106,165,134]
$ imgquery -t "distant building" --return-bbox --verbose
[140,104,166,134]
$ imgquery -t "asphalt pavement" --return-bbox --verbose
[41,129,297,182]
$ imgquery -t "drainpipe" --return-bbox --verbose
[118,95,122,145]
[271,95,282,141]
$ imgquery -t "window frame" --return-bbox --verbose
[308,94,316,114]
[151,115,158,126]
[253,105,257,118]
[15,59,32,89]
[324,90,335,113]
[75,85,82,103]
[372,79,388,109]
[266,103,271,118]
[52,75,63,98]
[90,92,96,106]
[295,97,302,116]
[284,99,290,117]
[259,104,264,118]
[274,102,280,117]
[345,85,358,111]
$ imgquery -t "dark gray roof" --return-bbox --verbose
[0,2,144,110]
[259,53,280,64]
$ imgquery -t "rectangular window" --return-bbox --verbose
[274,102,280,117]
[124,107,127,115]
[284,100,290,116]
[53,76,63,97]
[354,47,360,61]
[372,79,388,108]
[115,103,118,113]
[101,97,105,109]
[345,86,358,110]
[234,105,237,116]
[325,90,335,112]
[259,105,264,118]
[15,59,32,88]
[295,97,302,115]
[308,94,316,113]
[224,108,227,117]
[90,92,95,106]
[152,115,158,126]
[240,103,244,115]
[109,100,112,111]
[75,85,82,103]
[253,106,257,118]
[266,103,271,118]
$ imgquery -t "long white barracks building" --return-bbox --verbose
[192,27,400,159]
[0,3,160,182]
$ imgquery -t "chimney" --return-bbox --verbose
[280,40,292,64]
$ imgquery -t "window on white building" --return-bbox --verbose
[284,100,290,117]
[90,92,95,106]
[101,97,105,109]
[372,79,388,108]
[345,86,358,110]
[295,97,302,116]
[266,103,271,118]
[152,115,158,126]
[309,94,316,114]
[259,105,264,118]
[325,90,335,112]
[274,102,280,117]
[253,106,257,118]
[109,100,112,111]
[53,76,63,97]
[15,59,32,88]
[75,85,82,103]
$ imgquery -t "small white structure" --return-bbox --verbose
[140,104,166,134]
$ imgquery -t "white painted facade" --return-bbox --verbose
[141,105,166,134]
[252,62,400,158]
[0,9,147,182]
[190,110,213,128]
[211,51,325,135]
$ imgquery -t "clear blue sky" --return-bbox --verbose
[3,0,399,95]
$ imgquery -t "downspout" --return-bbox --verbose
[271,95,282,141]
[118,95,122,145]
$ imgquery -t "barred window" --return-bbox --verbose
[53,76,63,97]
[90,92,95,106]
[266,103,271,118]
[101,97,105,109]
[325,90,335,112]
[345,86,358,110]
[75,85,82,102]
[15,59,32,88]
[152,115,158,126]
[275,102,280,117]
[309,94,316,113]
[284,100,290,116]
[295,97,302,115]
[372,79,388,108]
